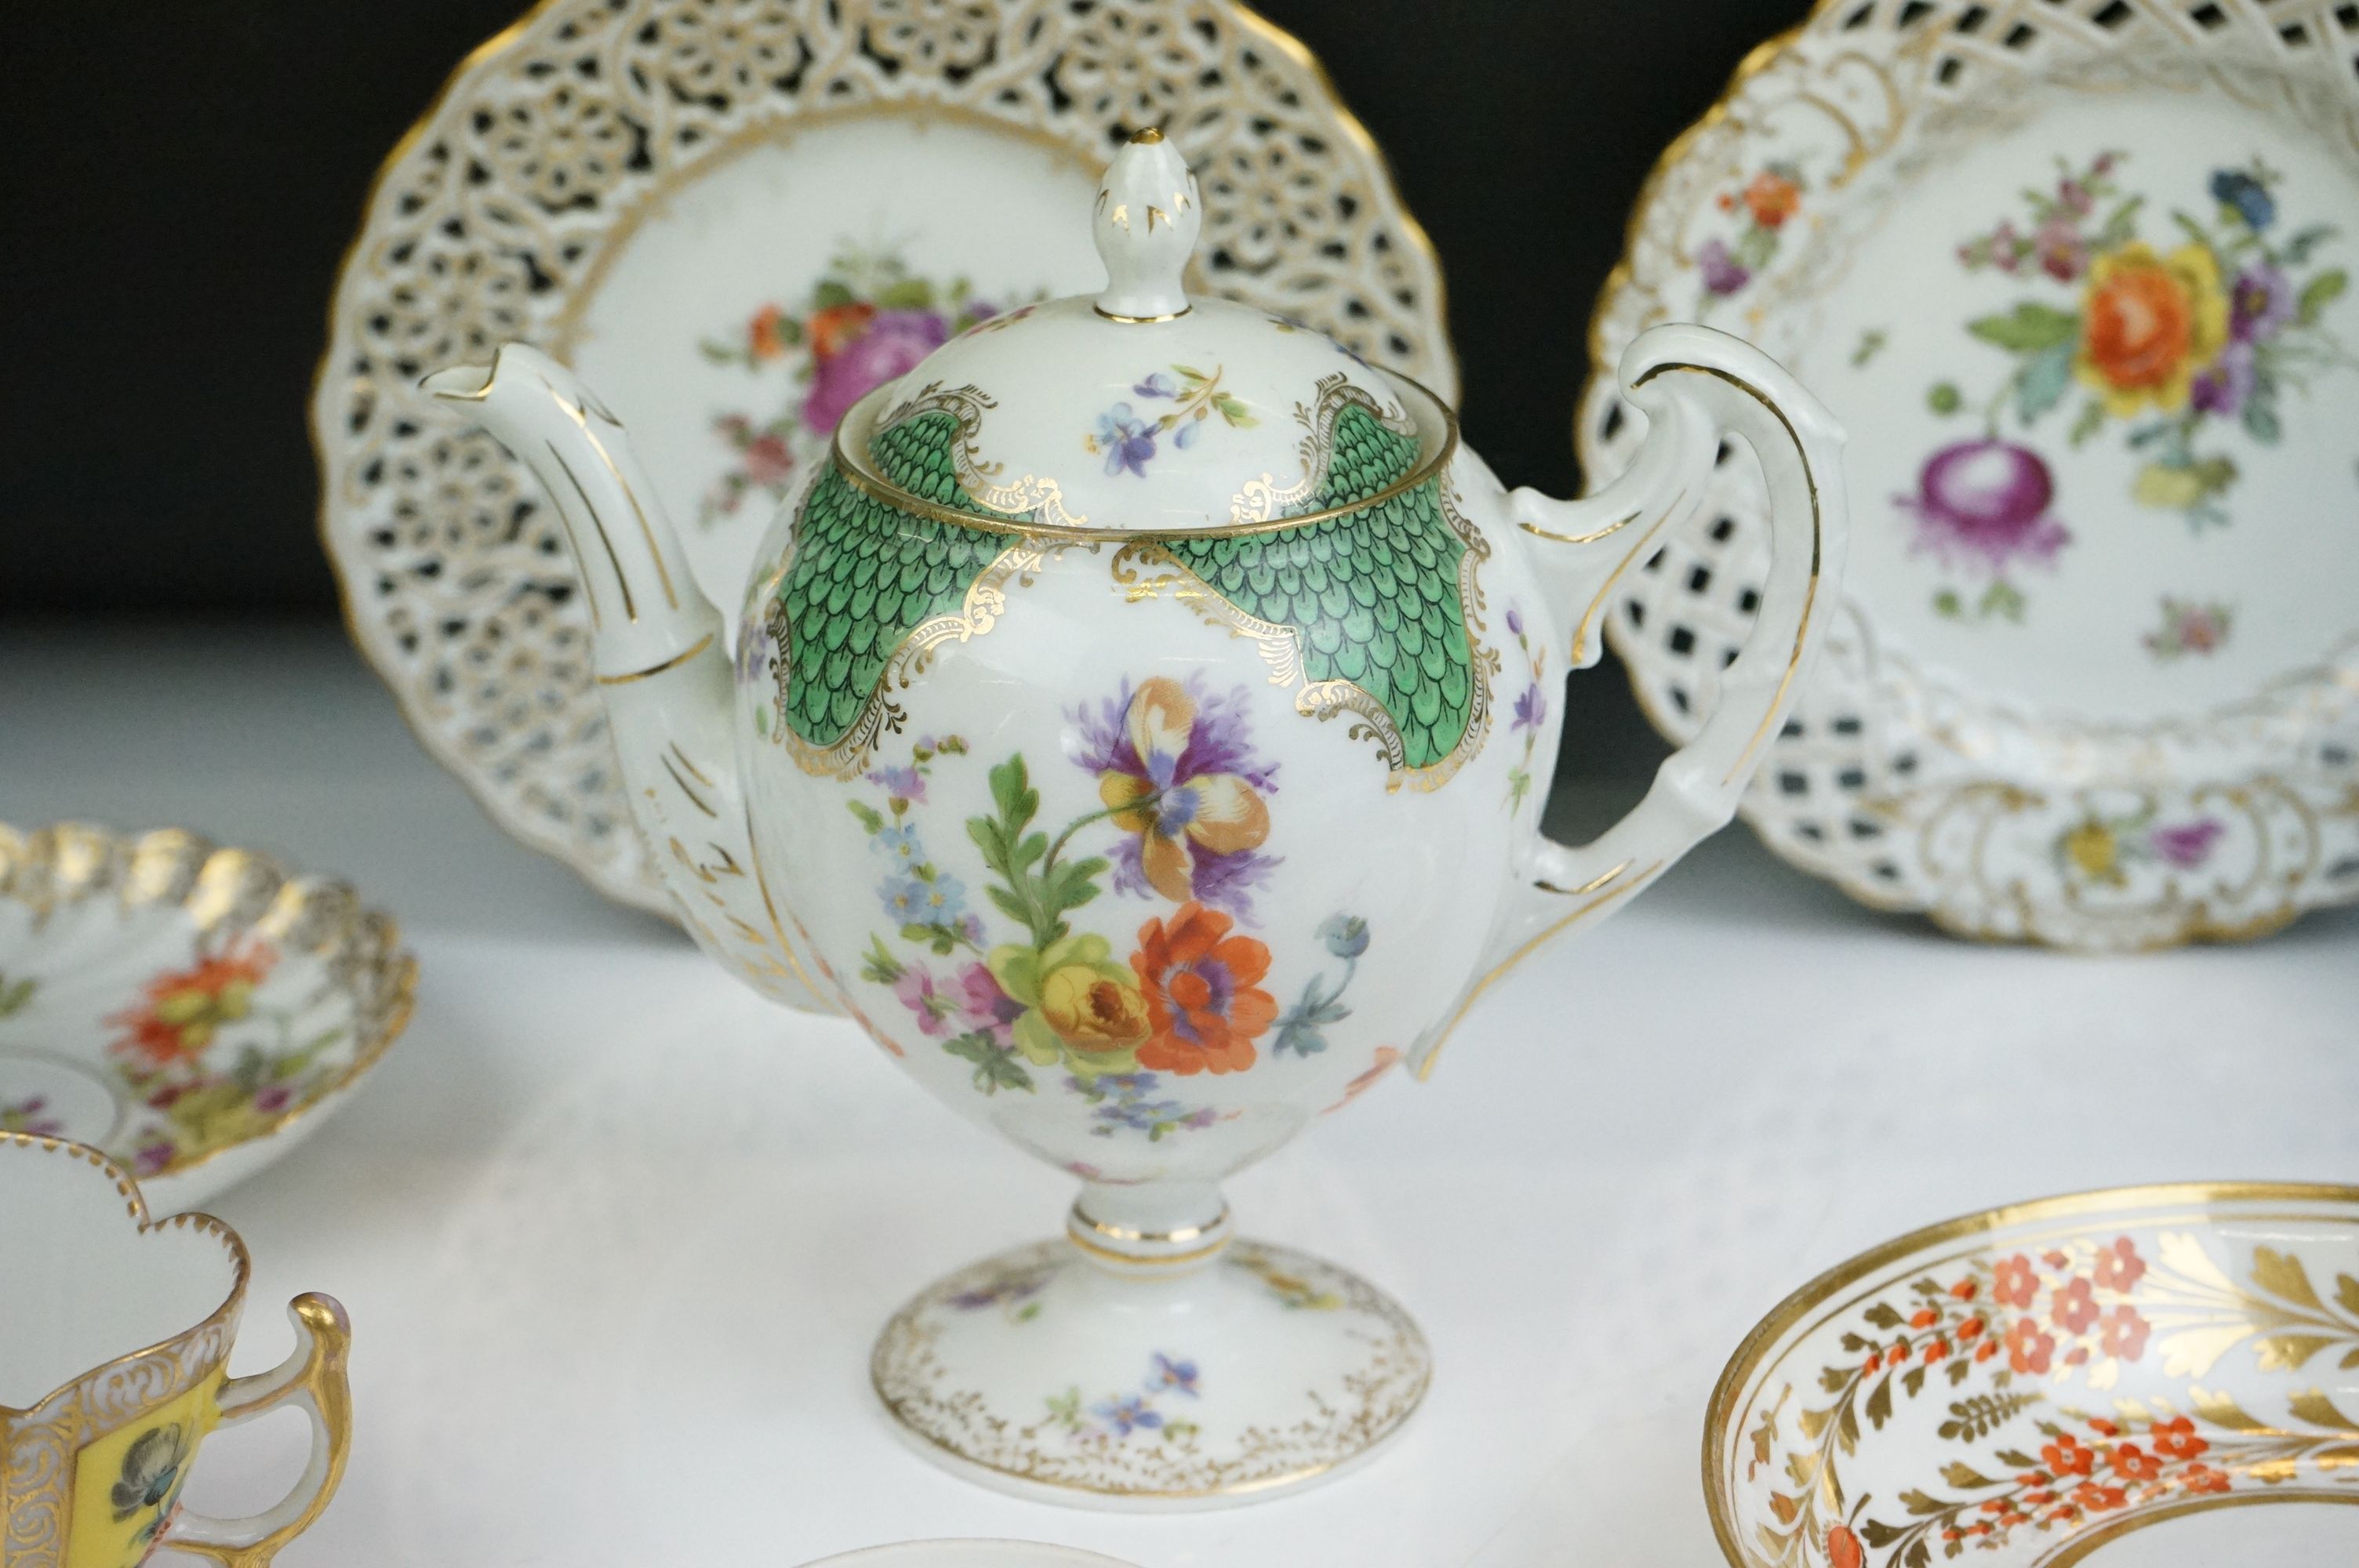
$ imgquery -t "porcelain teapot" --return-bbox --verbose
[427,130,1847,1507]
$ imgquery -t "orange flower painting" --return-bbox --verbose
[107,941,277,1069]
[2074,241,2227,415]
[1132,902,1276,1076]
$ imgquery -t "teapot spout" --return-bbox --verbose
[420,346,713,660]
[424,346,837,1015]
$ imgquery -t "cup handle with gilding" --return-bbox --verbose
[157,1294,354,1568]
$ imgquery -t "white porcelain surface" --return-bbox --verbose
[3,622,2356,1562]
[314,0,1458,914]
[1582,0,2359,949]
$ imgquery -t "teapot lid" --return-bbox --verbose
[834,129,1454,535]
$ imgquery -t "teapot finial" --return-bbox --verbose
[1093,127,1199,323]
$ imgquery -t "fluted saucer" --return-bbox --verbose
[0,823,416,1211]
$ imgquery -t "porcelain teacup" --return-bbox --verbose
[0,1133,352,1568]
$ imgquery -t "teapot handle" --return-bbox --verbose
[1416,324,1847,1078]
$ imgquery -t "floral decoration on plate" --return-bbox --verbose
[1904,153,2349,622]
[1580,0,2359,950]
[699,245,1023,524]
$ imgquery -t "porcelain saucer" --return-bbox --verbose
[315,0,1455,913]
[1583,0,2359,948]
[0,823,416,1212]
[1710,1181,2359,1566]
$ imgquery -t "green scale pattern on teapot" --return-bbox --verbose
[1147,406,1479,772]
[767,390,1489,783]
[767,410,1016,750]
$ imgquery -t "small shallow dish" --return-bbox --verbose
[0,823,416,1212]
[1709,1182,2359,1567]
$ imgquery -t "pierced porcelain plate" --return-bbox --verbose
[315,0,1455,913]
[1709,1182,2359,1567]
[1581,0,2359,948]
[0,824,416,1212]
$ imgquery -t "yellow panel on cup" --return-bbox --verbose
[64,1372,223,1568]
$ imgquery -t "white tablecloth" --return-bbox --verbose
[4,624,2354,1566]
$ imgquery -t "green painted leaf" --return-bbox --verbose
[2284,226,2339,267]
[990,757,1036,839]
[812,280,856,310]
[1012,1011,1064,1065]
[2299,268,2347,325]
[2244,396,2282,444]
[860,935,903,985]
[2014,343,2074,423]
[875,278,936,310]
[942,1031,1034,1094]
[1968,302,2079,354]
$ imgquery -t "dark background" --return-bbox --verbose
[1,0,1810,619]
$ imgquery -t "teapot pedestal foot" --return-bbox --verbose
[869,1232,1430,1511]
